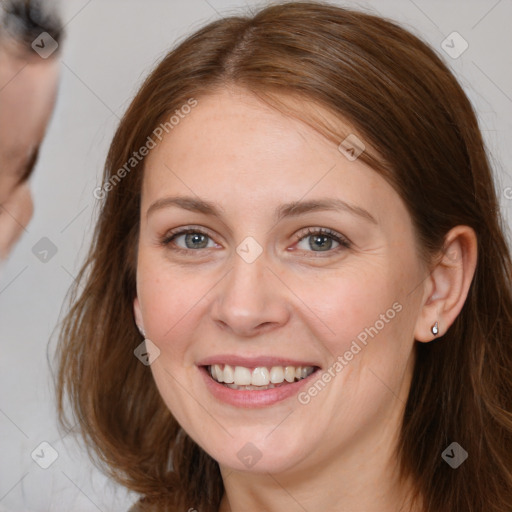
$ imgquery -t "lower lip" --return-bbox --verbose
[199,366,320,408]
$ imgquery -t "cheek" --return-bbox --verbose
[137,257,212,348]
[137,247,416,368]
[293,268,403,356]
[294,267,415,418]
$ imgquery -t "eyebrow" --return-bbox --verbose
[146,195,377,225]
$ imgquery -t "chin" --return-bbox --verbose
[217,452,301,474]
[199,432,311,475]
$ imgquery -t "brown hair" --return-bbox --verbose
[55,2,512,511]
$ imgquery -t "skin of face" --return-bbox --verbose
[133,87,477,511]
[0,37,59,260]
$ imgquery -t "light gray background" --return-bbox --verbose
[1,0,511,510]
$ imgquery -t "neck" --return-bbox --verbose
[219,462,418,512]
[218,403,421,512]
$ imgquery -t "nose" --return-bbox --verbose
[210,247,291,337]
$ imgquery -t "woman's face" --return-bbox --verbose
[134,88,428,475]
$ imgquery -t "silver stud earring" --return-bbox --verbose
[431,321,439,336]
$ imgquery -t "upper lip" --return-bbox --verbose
[197,354,320,369]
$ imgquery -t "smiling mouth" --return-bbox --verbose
[204,364,319,391]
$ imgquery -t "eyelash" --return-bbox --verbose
[295,227,352,252]
[160,226,351,256]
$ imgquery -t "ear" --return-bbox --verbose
[133,296,144,332]
[414,225,478,342]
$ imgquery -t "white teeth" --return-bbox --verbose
[251,367,270,386]
[208,364,316,388]
[269,366,284,383]
[213,364,224,383]
[223,364,234,384]
[284,366,296,383]
[224,383,277,390]
[233,366,252,385]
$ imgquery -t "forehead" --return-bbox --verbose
[0,48,59,165]
[142,89,385,202]
[139,89,419,254]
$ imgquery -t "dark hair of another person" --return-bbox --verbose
[55,2,512,511]
[1,0,63,48]
[1,0,62,184]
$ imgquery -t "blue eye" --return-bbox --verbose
[294,227,351,253]
[161,228,215,252]
[160,226,351,255]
